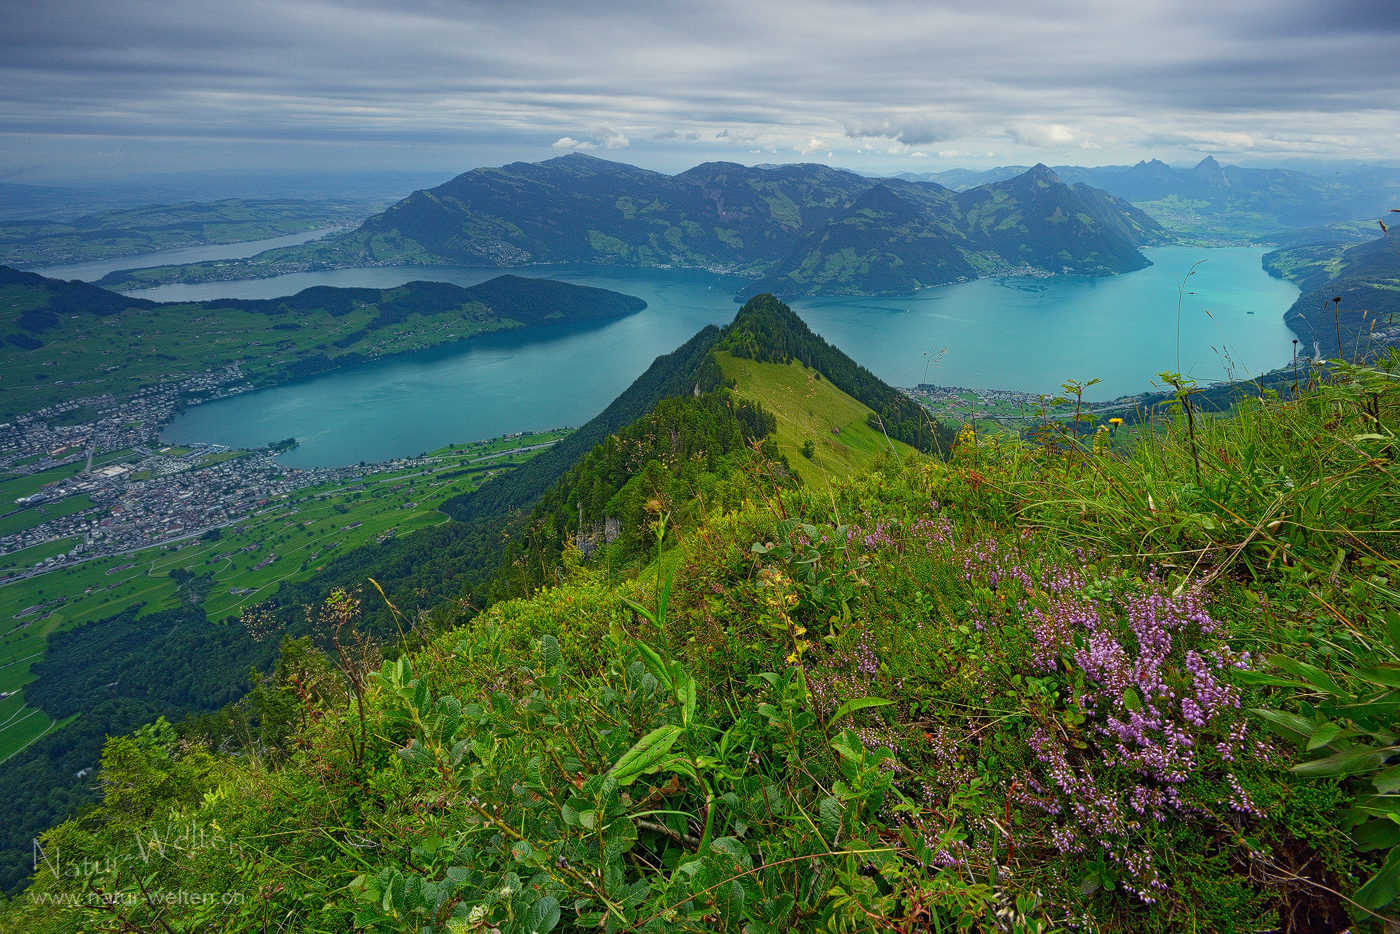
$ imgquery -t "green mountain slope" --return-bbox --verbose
[1263,234,1400,359]
[953,165,1157,275]
[0,267,645,419]
[439,323,727,523]
[746,184,977,296]
[5,331,1397,932]
[717,352,915,486]
[100,155,1164,298]
[714,294,955,454]
[443,292,954,527]
[476,293,954,598]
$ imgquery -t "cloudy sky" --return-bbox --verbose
[2,0,1398,184]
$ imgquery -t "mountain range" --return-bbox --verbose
[895,157,1400,240]
[97,155,1168,299]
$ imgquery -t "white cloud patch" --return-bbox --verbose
[4,0,1400,178]
[591,124,629,149]
[1183,130,1256,150]
[796,138,826,154]
[1006,124,1077,148]
[843,117,966,146]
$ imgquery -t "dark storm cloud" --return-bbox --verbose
[1,0,1397,175]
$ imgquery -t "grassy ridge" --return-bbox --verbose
[717,351,914,486]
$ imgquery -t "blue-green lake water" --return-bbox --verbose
[159,246,1299,467]
[30,228,343,282]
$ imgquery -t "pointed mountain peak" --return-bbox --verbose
[1191,155,1229,186]
[1020,164,1064,185]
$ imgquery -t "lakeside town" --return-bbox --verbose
[0,366,569,588]
[0,368,383,581]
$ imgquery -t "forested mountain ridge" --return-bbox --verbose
[746,167,1164,296]
[358,157,1167,297]
[443,292,953,526]
[98,155,1167,297]
[482,293,957,594]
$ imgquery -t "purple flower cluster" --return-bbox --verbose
[961,536,1038,596]
[1015,574,1255,902]
[911,514,952,550]
[807,630,881,719]
[845,502,951,556]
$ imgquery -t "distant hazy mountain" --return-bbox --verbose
[889,158,1400,241]
[1,199,370,267]
[889,167,1031,188]
[264,154,1163,298]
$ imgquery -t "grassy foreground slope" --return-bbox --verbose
[4,332,1398,931]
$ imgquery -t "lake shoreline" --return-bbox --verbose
[150,249,1297,467]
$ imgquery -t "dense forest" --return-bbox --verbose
[0,604,276,895]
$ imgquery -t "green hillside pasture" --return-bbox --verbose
[0,706,67,766]
[0,538,80,573]
[0,430,566,760]
[717,351,916,486]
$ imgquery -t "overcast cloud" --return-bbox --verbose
[2,0,1398,182]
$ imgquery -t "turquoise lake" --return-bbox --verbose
[158,246,1299,467]
[29,227,343,282]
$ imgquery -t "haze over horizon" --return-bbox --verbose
[2,0,1399,190]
